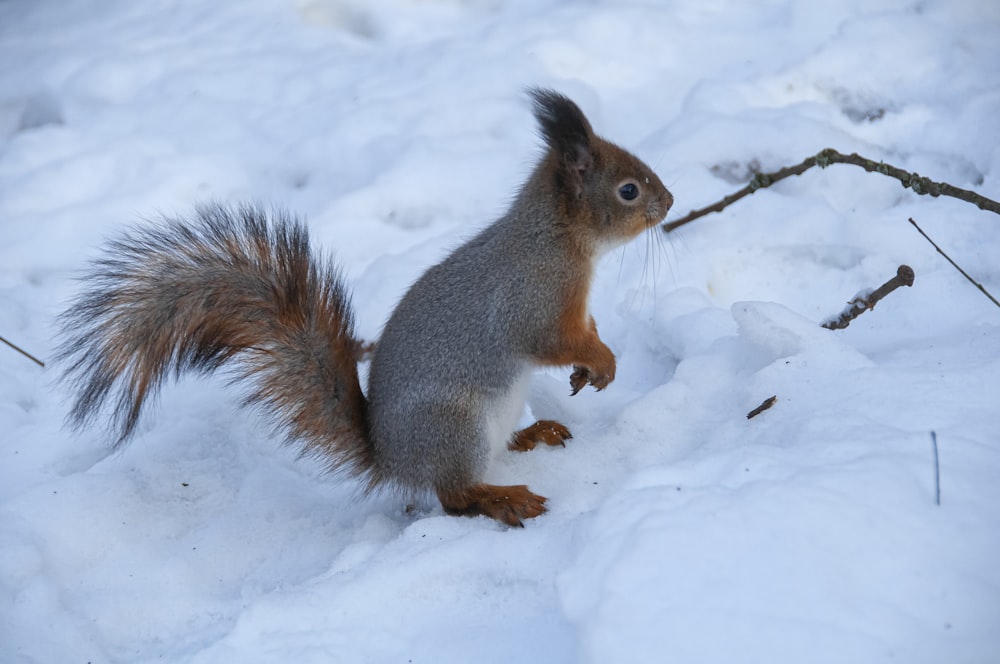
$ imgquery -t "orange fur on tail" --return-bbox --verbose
[57,203,375,478]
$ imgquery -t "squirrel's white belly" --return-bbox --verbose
[482,365,532,459]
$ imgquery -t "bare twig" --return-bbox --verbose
[0,335,45,367]
[663,148,1000,233]
[908,217,1000,309]
[930,430,941,506]
[746,395,777,419]
[822,265,915,330]
[665,158,820,232]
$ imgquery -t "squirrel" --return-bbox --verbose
[57,88,673,527]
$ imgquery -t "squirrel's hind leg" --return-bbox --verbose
[508,420,572,452]
[437,484,547,527]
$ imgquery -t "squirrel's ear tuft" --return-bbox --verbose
[528,88,595,190]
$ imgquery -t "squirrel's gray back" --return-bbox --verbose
[367,200,573,490]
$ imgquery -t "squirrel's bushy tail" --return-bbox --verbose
[57,203,373,477]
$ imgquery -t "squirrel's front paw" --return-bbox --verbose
[569,366,591,395]
[569,358,616,395]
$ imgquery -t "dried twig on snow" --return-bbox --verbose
[930,430,941,506]
[1,335,45,368]
[908,217,1000,309]
[821,265,915,330]
[746,395,777,419]
[662,148,1000,233]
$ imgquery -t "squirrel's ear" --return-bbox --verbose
[529,88,595,193]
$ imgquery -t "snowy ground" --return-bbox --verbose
[2,0,999,662]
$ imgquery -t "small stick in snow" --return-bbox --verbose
[661,148,1000,233]
[746,395,777,419]
[931,430,941,506]
[0,335,45,368]
[908,217,1000,309]
[821,265,915,330]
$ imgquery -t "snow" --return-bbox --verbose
[2,0,999,662]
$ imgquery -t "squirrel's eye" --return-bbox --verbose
[618,182,639,201]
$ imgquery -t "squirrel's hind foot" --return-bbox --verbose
[438,484,547,527]
[508,420,572,452]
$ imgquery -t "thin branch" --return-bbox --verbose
[821,265,915,330]
[908,217,1000,309]
[746,395,777,419]
[0,335,45,367]
[931,430,941,506]
[663,148,1000,233]
[665,157,821,232]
